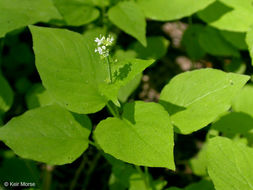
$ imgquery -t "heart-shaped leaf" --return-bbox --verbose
[160,69,249,134]
[30,26,153,114]
[0,105,91,165]
[95,101,175,169]
[207,137,253,190]
[137,0,215,21]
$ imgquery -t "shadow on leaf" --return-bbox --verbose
[113,63,132,82]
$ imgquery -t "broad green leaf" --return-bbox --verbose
[118,74,142,102]
[220,31,248,50]
[160,69,249,134]
[189,145,208,176]
[108,1,147,46]
[198,0,253,32]
[186,180,214,190]
[166,180,214,190]
[207,137,253,190]
[211,10,253,32]
[53,0,99,26]
[130,36,169,59]
[246,27,253,65]
[181,24,206,60]
[25,83,55,109]
[83,27,107,40]
[114,50,141,102]
[114,49,137,62]
[197,1,232,24]
[212,112,253,135]
[0,73,14,115]
[30,26,153,114]
[232,85,253,117]
[0,0,61,38]
[219,0,253,12]
[199,26,239,57]
[0,105,92,165]
[137,0,215,21]
[95,101,175,169]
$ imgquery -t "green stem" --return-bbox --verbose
[106,56,113,83]
[135,166,149,190]
[83,153,101,190]
[70,155,87,190]
[42,165,54,190]
[106,101,120,118]
[89,140,101,150]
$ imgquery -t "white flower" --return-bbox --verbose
[94,34,114,58]
[94,37,102,46]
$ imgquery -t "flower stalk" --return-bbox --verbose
[94,35,114,83]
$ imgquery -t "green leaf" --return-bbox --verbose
[198,26,239,57]
[130,36,169,59]
[246,27,253,65]
[114,49,137,62]
[95,101,175,169]
[212,112,253,135]
[159,69,249,134]
[189,145,208,176]
[0,105,92,165]
[166,180,214,190]
[211,10,253,32]
[220,31,248,50]
[30,26,153,114]
[232,85,253,117]
[137,0,215,21]
[207,137,253,190]
[181,24,206,60]
[114,50,141,103]
[0,0,61,38]
[25,83,55,109]
[186,180,214,190]
[118,74,142,102]
[198,0,253,32]
[197,1,232,23]
[0,73,14,115]
[53,0,99,26]
[108,1,147,46]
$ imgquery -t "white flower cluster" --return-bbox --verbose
[95,35,114,58]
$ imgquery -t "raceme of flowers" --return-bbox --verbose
[94,35,114,58]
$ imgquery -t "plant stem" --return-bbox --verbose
[89,140,101,150]
[135,166,149,190]
[42,165,54,190]
[70,155,87,190]
[82,152,101,190]
[106,101,120,118]
[106,56,113,83]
